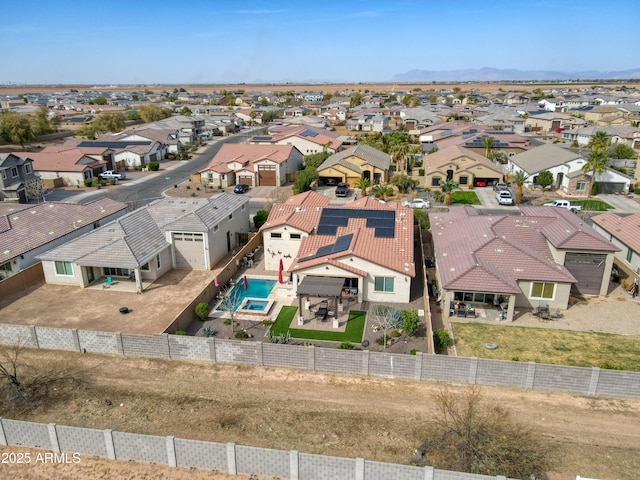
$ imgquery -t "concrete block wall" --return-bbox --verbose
[236,445,290,478]
[368,352,417,379]
[364,459,426,480]
[112,431,169,464]
[174,438,227,471]
[77,330,123,355]
[214,338,262,365]
[422,355,474,384]
[1,419,52,449]
[314,348,365,375]
[299,452,357,479]
[263,343,314,370]
[435,470,495,480]
[476,359,529,389]
[34,326,80,352]
[168,335,212,361]
[532,364,592,394]
[597,370,640,398]
[0,324,37,348]
[120,333,170,358]
[56,425,109,458]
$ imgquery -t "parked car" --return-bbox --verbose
[324,178,337,186]
[496,190,514,205]
[493,182,509,192]
[402,198,430,209]
[543,199,582,212]
[98,170,126,180]
[335,183,349,197]
[233,184,250,194]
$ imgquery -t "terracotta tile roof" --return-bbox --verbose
[423,145,503,176]
[252,125,343,151]
[263,192,414,277]
[0,198,127,264]
[592,212,640,253]
[199,144,298,174]
[17,150,105,172]
[41,145,110,155]
[430,206,586,294]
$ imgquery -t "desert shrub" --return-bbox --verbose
[234,330,248,339]
[336,342,356,350]
[419,168,425,176]
[84,179,92,187]
[261,319,273,326]
[186,185,191,189]
[195,302,210,321]
[389,330,401,338]
[147,161,159,171]
[433,328,450,353]
[254,210,269,229]
[223,318,233,325]
[401,309,420,336]
[410,349,419,355]
[175,330,187,336]
[202,326,214,337]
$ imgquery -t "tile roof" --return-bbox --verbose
[262,192,414,277]
[592,212,640,253]
[423,145,504,176]
[430,206,595,294]
[19,150,105,172]
[37,193,247,267]
[510,144,582,173]
[199,144,299,174]
[0,198,127,264]
[251,125,343,151]
[318,144,391,171]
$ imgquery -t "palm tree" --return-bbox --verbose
[582,149,608,197]
[440,179,458,206]
[511,170,529,204]
[481,136,496,160]
[588,131,610,151]
[355,177,371,197]
[370,184,394,201]
[390,143,410,174]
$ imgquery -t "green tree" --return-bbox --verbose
[428,94,438,103]
[401,94,419,107]
[583,149,608,198]
[260,98,269,107]
[440,179,458,206]
[390,142,411,173]
[293,168,318,194]
[138,104,172,123]
[253,210,269,229]
[91,96,108,105]
[93,112,126,134]
[535,170,554,190]
[481,136,496,159]
[34,105,57,135]
[0,112,35,149]
[303,151,330,170]
[354,177,371,197]
[510,170,529,204]
[588,130,610,151]
[350,91,362,107]
[608,143,636,159]
[391,174,419,193]
[370,184,394,201]
[179,106,192,116]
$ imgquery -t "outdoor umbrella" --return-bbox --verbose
[278,258,284,284]
[243,275,248,289]
[214,275,219,287]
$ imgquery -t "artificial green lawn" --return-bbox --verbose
[571,199,613,211]
[270,306,367,343]
[450,191,481,205]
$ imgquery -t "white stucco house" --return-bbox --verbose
[592,212,640,278]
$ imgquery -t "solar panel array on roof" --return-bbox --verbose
[300,129,318,137]
[77,141,151,148]
[252,136,272,141]
[316,209,395,238]
[299,233,354,263]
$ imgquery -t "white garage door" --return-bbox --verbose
[173,232,204,269]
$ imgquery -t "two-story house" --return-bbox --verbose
[0,153,38,203]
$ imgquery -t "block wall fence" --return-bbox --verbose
[0,323,638,399]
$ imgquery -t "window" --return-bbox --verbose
[431,177,441,187]
[576,180,587,192]
[374,276,394,292]
[0,261,12,272]
[207,173,213,182]
[55,261,73,276]
[290,233,301,239]
[459,176,468,185]
[103,267,129,277]
[25,163,32,174]
[156,254,161,269]
[11,167,18,178]
[214,225,219,232]
[270,232,282,239]
[221,174,225,180]
[1,170,6,180]
[627,248,633,263]
[141,262,150,271]
[531,282,555,299]
[228,214,233,220]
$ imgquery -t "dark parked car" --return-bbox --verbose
[233,184,249,194]
[335,183,349,197]
[324,178,337,186]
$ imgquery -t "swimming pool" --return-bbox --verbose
[217,278,276,311]
[243,299,269,311]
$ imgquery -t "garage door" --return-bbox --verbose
[258,165,276,186]
[238,176,253,186]
[564,252,606,295]
[173,232,204,269]
[596,182,626,194]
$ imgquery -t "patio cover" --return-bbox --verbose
[297,275,344,297]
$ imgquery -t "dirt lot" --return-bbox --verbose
[1,349,639,480]
[0,269,213,334]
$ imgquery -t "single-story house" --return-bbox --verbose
[0,198,127,279]
[18,149,107,187]
[260,191,415,303]
[250,125,343,155]
[430,206,618,320]
[196,144,303,188]
[422,145,504,189]
[37,194,249,293]
[508,144,631,195]
[591,212,640,278]
[317,144,392,187]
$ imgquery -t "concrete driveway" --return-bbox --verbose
[597,194,640,214]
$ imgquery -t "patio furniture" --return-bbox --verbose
[550,308,563,319]
[103,276,113,289]
[315,301,328,321]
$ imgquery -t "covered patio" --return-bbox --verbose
[296,276,345,327]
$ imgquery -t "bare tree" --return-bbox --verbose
[412,386,555,479]
[24,178,49,203]
[217,284,244,337]
[370,304,401,349]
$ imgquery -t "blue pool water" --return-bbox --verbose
[217,278,276,311]
[244,299,269,311]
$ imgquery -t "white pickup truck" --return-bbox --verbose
[543,200,582,212]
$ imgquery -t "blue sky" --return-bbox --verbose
[1,0,638,84]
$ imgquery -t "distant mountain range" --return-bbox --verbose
[392,67,640,82]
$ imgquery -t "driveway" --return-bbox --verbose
[597,194,640,214]
[0,269,213,335]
